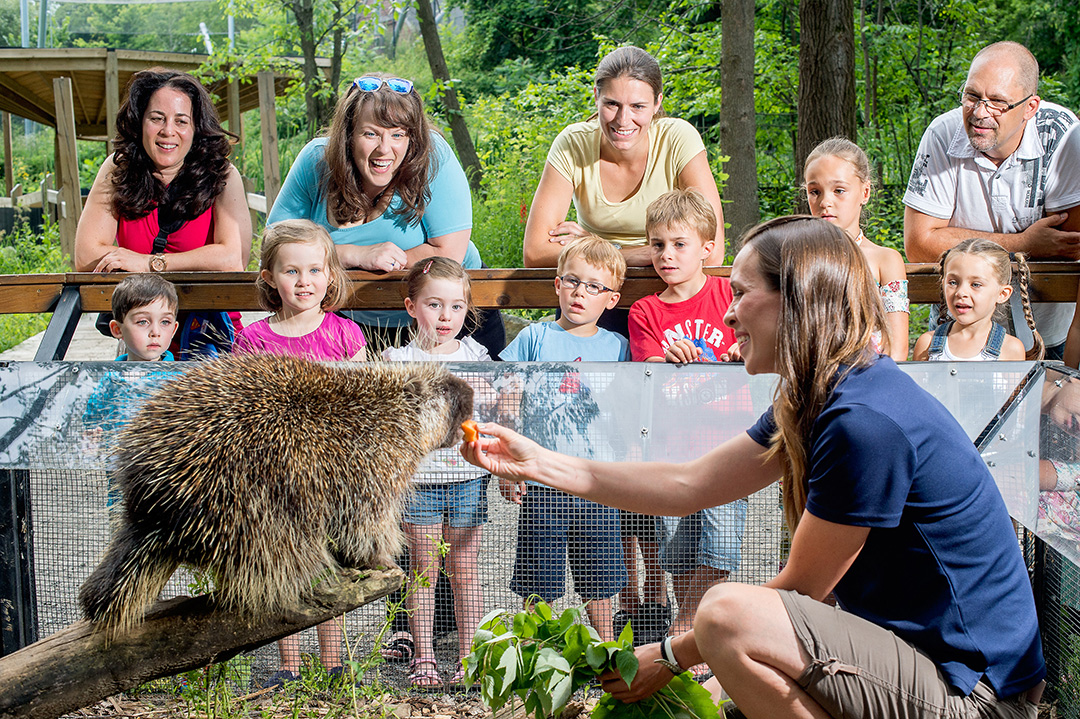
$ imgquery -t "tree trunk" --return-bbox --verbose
[796,0,857,182]
[719,0,759,247]
[0,567,403,719]
[290,0,323,136]
[415,0,483,192]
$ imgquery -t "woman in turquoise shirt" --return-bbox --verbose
[268,74,503,354]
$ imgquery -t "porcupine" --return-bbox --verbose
[78,352,474,637]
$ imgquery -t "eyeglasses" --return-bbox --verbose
[352,76,414,95]
[957,90,1032,116]
[557,275,615,296]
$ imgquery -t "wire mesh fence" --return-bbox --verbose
[0,358,1077,712]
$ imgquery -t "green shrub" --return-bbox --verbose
[0,221,67,353]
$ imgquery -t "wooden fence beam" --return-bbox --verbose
[0,265,1077,316]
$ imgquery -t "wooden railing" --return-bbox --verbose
[1,265,1078,360]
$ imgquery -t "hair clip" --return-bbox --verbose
[423,260,434,274]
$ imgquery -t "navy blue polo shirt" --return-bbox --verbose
[748,357,1044,697]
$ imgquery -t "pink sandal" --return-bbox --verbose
[408,659,442,690]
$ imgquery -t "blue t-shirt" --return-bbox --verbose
[747,357,1044,697]
[268,134,479,326]
[499,322,628,465]
[499,322,630,362]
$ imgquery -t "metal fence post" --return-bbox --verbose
[0,468,37,656]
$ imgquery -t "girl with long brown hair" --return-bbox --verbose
[464,216,1044,719]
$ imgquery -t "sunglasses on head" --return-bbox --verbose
[352,76,414,95]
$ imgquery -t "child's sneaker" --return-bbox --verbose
[260,670,299,690]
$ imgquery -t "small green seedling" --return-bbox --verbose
[462,600,721,719]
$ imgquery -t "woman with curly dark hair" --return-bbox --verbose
[75,67,251,274]
[268,73,504,355]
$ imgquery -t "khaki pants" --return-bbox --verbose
[777,589,1039,719]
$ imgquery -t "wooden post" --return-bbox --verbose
[40,174,53,224]
[241,175,260,240]
[104,50,119,154]
[2,111,12,196]
[257,71,280,213]
[53,77,82,264]
[227,77,242,174]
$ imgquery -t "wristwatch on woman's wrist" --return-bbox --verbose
[149,254,167,272]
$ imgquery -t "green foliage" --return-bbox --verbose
[0,221,66,353]
[465,68,594,267]
[54,0,250,54]
[447,0,658,97]
[464,600,722,719]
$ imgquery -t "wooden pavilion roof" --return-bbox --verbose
[0,47,330,140]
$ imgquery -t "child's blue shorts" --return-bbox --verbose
[660,499,747,575]
[403,475,490,528]
[510,485,627,602]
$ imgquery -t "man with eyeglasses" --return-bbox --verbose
[904,41,1080,359]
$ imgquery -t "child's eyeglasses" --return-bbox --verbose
[352,76,414,95]
[557,276,615,296]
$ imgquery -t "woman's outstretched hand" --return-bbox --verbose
[460,422,543,482]
[599,642,675,702]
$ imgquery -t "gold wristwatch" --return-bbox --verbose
[149,253,167,272]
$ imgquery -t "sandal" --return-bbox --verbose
[408,659,442,690]
[380,631,415,663]
[447,662,475,691]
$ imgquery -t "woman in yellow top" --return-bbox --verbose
[523,46,725,270]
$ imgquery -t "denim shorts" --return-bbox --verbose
[660,499,747,575]
[510,485,627,602]
[778,589,1038,719]
[403,476,489,528]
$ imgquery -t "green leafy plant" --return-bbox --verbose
[463,600,722,719]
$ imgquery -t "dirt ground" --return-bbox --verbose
[66,687,601,719]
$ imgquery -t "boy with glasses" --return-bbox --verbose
[904,40,1080,359]
[498,236,629,640]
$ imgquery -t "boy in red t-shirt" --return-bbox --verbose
[627,189,747,676]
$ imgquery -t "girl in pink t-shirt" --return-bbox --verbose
[234,219,366,688]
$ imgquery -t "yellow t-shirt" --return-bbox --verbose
[546,117,707,247]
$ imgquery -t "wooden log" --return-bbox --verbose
[0,566,404,719]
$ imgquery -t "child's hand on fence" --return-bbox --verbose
[665,339,703,364]
[719,341,742,362]
[498,478,527,504]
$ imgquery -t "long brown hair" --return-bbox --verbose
[739,216,887,531]
[111,68,235,221]
[322,73,435,227]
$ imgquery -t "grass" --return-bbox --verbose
[0,218,68,353]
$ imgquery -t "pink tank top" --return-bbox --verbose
[116,205,214,253]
